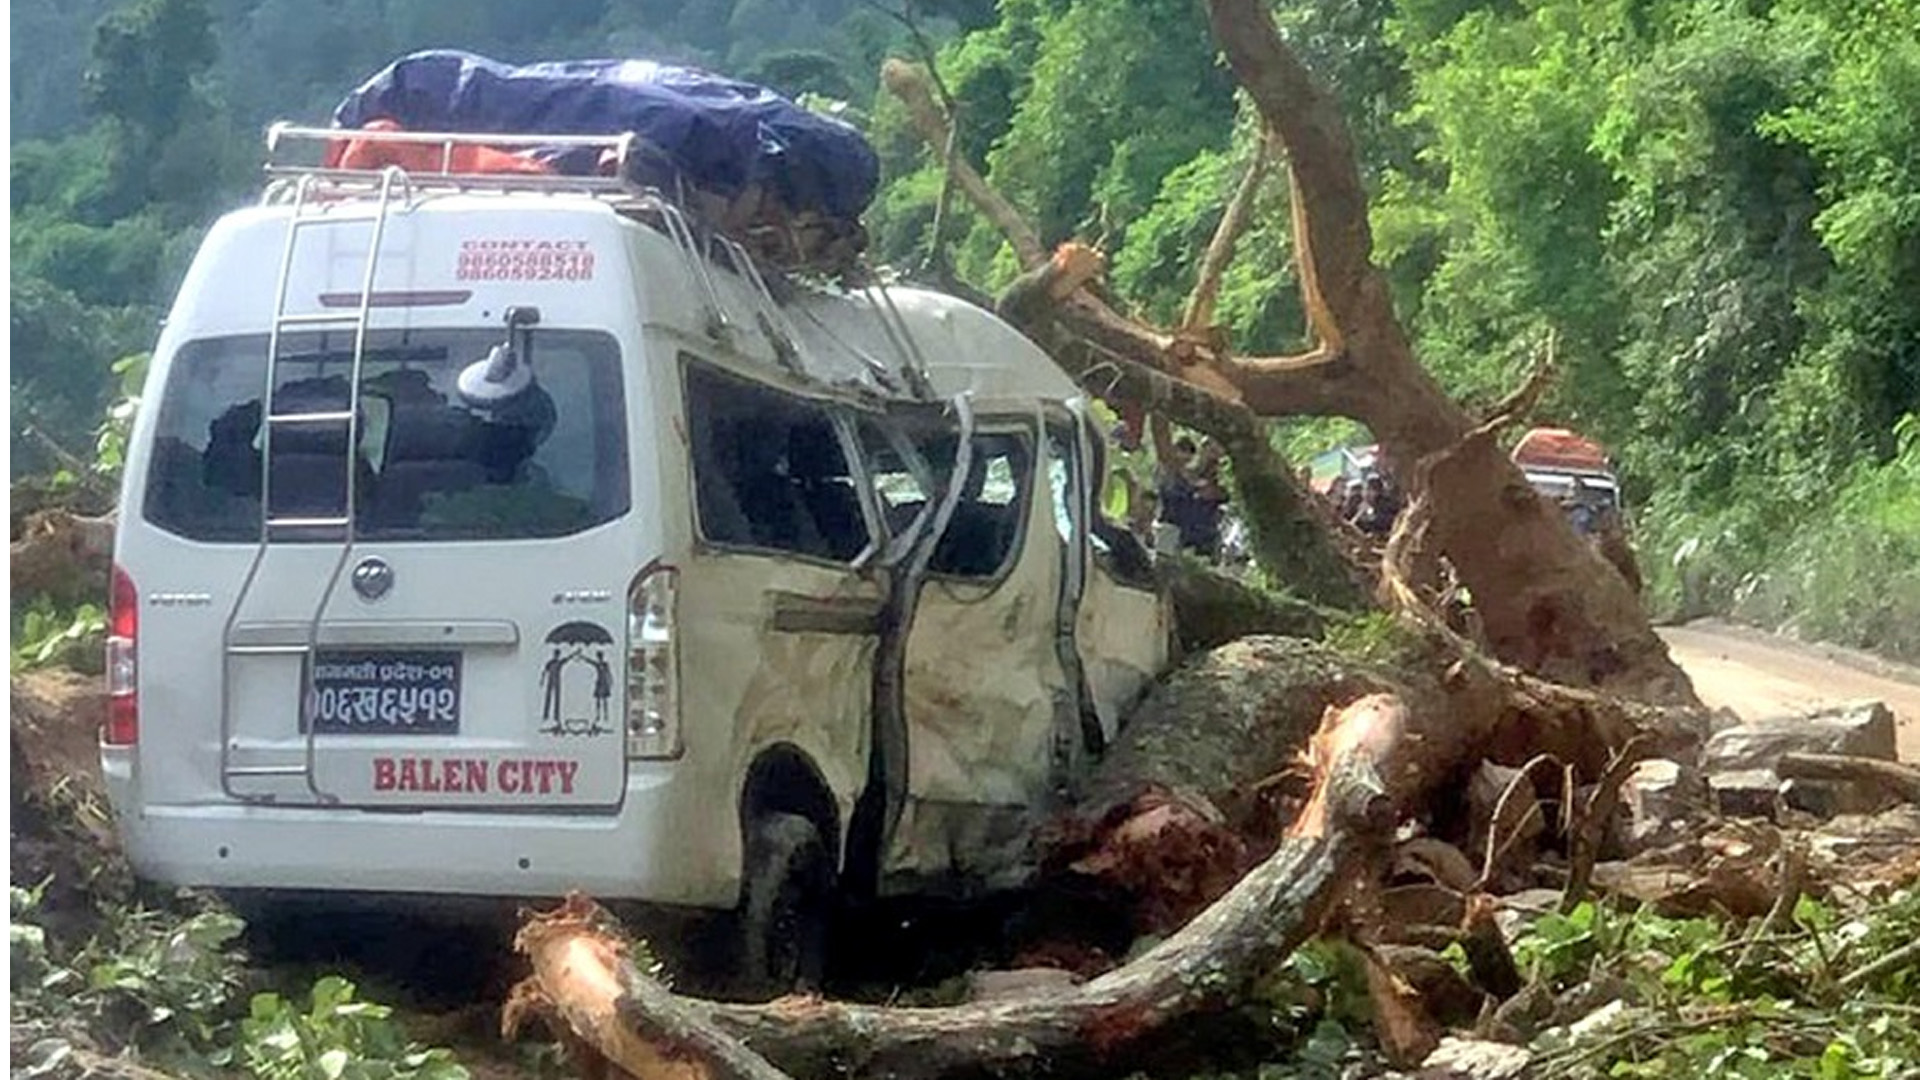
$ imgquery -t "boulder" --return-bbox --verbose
[1709,768,1782,819]
[1702,702,1897,819]
[1702,702,1897,773]
[1610,758,1711,855]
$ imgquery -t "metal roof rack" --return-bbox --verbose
[262,122,671,200]
[257,122,937,398]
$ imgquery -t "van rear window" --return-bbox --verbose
[142,329,628,542]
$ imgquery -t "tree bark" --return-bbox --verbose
[1182,135,1274,333]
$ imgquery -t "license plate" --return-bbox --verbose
[304,650,461,735]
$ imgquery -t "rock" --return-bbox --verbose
[1703,702,1897,774]
[1395,837,1479,893]
[1614,758,1710,855]
[1418,1037,1533,1080]
[1491,889,1564,945]
[965,967,1083,1002]
[1591,820,1779,917]
[1375,944,1486,1027]
[1709,768,1782,819]
[1380,883,1468,931]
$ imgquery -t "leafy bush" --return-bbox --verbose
[10,883,472,1080]
[12,601,107,673]
[1731,415,1920,660]
[238,977,469,1080]
[1515,891,1920,1078]
[11,882,246,1067]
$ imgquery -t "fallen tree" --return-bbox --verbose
[499,7,1723,1073]
[503,459,1712,1078]
[882,0,1698,707]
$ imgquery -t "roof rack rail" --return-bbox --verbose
[262,121,663,200]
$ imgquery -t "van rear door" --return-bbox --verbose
[132,326,635,809]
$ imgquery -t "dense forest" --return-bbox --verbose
[10,0,1919,657]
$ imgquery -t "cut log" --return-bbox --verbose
[512,694,1437,1080]
[1042,637,1398,932]
[1776,753,1920,805]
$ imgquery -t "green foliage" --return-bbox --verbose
[984,0,1234,246]
[238,977,469,1080]
[1320,610,1424,669]
[12,601,108,674]
[11,883,247,1065]
[1510,891,1920,1077]
[11,883,475,1080]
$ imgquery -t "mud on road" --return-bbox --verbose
[1662,618,1920,761]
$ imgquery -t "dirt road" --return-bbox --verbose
[1661,620,1920,762]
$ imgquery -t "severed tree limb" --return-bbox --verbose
[513,695,1439,1080]
[883,60,1356,417]
[882,59,1046,269]
[1181,132,1276,333]
[506,900,790,1080]
[1204,0,1375,352]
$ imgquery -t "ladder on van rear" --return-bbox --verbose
[218,167,410,803]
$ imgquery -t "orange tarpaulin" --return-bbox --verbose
[1511,427,1610,473]
[324,119,552,176]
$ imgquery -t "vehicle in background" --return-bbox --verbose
[1511,427,1625,532]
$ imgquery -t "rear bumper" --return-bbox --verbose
[99,746,738,907]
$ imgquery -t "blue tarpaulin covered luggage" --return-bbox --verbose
[333,50,879,221]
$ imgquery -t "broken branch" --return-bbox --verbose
[1181,133,1275,333]
[880,59,1045,269]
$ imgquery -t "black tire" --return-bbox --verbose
[738,811,835,999]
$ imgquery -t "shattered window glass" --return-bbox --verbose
[683,361,871,563]
[855,415,1035,580]
[926,432,1032,580]
[143,329,628,542]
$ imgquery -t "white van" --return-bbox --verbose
[101,126,1172,988]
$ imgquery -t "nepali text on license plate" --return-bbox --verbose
[304,650,461,735]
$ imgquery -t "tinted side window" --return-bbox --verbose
[142,330,629,542]
[683,361,871,563]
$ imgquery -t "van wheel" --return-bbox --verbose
[738,812,835,999]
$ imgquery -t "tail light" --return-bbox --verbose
[626,564,681,759]
[105,565,138,746]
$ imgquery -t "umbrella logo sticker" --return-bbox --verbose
[539,621,616,736]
